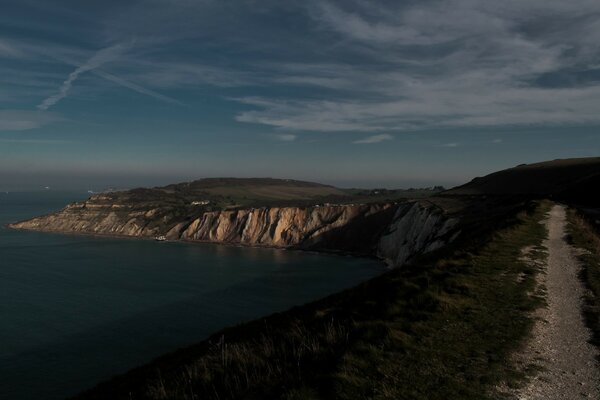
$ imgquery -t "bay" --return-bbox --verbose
[0,191,382,399]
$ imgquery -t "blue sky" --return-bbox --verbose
[1,0,599,190]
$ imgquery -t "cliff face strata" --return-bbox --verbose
[9,198,460,267]
[9,200,169,238]
[377,202,460,266]
[178,204,396,251]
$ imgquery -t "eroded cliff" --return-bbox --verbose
[9,197,460,267]
[377,202,460,266]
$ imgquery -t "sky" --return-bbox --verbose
[1,0,599,191]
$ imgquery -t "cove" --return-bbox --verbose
[0,192,383,400]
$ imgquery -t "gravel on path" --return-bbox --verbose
[513,204,600,399]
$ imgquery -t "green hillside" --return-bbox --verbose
[94,178,443,210]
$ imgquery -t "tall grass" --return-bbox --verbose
[566,209,600,350]
[144,320,351,399]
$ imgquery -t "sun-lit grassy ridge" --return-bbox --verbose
[72,199,550,400]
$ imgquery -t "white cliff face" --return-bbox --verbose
[178,204,396,248]
[9,199,460,267]
[377,202,459,267]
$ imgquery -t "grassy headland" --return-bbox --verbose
[73,199,550,400]
[90,178,444,212]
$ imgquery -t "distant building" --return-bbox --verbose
[191,200,210,206]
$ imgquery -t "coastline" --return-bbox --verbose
[2,199,387,400]
[5,222,392,266]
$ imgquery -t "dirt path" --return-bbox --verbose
[514,204,600,399]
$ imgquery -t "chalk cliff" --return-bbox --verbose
[376,202,459,266]
[9,197,459,267]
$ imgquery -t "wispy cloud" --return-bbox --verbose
[273,133,297,142]
[440,142,459,148]
[224,1,600,133]
[492,138,503,144]
[128,61,254,89]
[353,134,393,144]
[7,0,600,136]
[93,70,183,105]
[0,138,71,144]
[235,97,389,132]
[0,110,61,131]
[37,43,130,110]
[33,41,183,109]
[0,40,23,58]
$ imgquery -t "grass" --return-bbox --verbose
[74,200,551,400]
[91,179,444,212]
[566,209,600,351]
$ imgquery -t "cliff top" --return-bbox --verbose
[85,178,444,210]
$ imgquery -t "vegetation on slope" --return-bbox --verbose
[74,200,550,400]
[446,157,600,206]
[566,209,600,351]
[90,178,444,212]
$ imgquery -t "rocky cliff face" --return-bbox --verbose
[177,204,392,248]
[9,197,460,267]
[377,202,460,266]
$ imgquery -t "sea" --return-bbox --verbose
[0,191,383,399]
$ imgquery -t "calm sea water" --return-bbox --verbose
[0,192,383,400]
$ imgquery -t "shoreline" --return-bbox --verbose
[5,223,392,267]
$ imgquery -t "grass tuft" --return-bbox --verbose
[566,209,600,351]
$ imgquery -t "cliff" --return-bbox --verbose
[9,197,460,267]
[377,201,459,266]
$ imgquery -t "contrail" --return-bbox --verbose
[37,42,182,109]
[93,70,183,106]
[37,43,129,110]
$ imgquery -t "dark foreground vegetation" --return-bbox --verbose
[566,209,600,352]
[447,157,600,207]
[73,200,550,400]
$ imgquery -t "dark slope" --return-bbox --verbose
[446,157,600,206]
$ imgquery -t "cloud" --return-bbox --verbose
[225,1,600,132]
[313,2,453,46]
[273,133,297,142]
[0,138,71,144]
[0,40,24,58]
[353,134,393,144]
[128,61,254,88]
[8,0,600,135]
[37,42,130,110]
[440,142,459,148]
[492,138,503,143]
[234,97,389,132]
[93,70,183,105]
[0,110,61,131]
[34,41,183,109]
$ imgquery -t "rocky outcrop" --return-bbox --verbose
[8,199,169,238]
[377,202,460,266]
[9,198,460,267]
